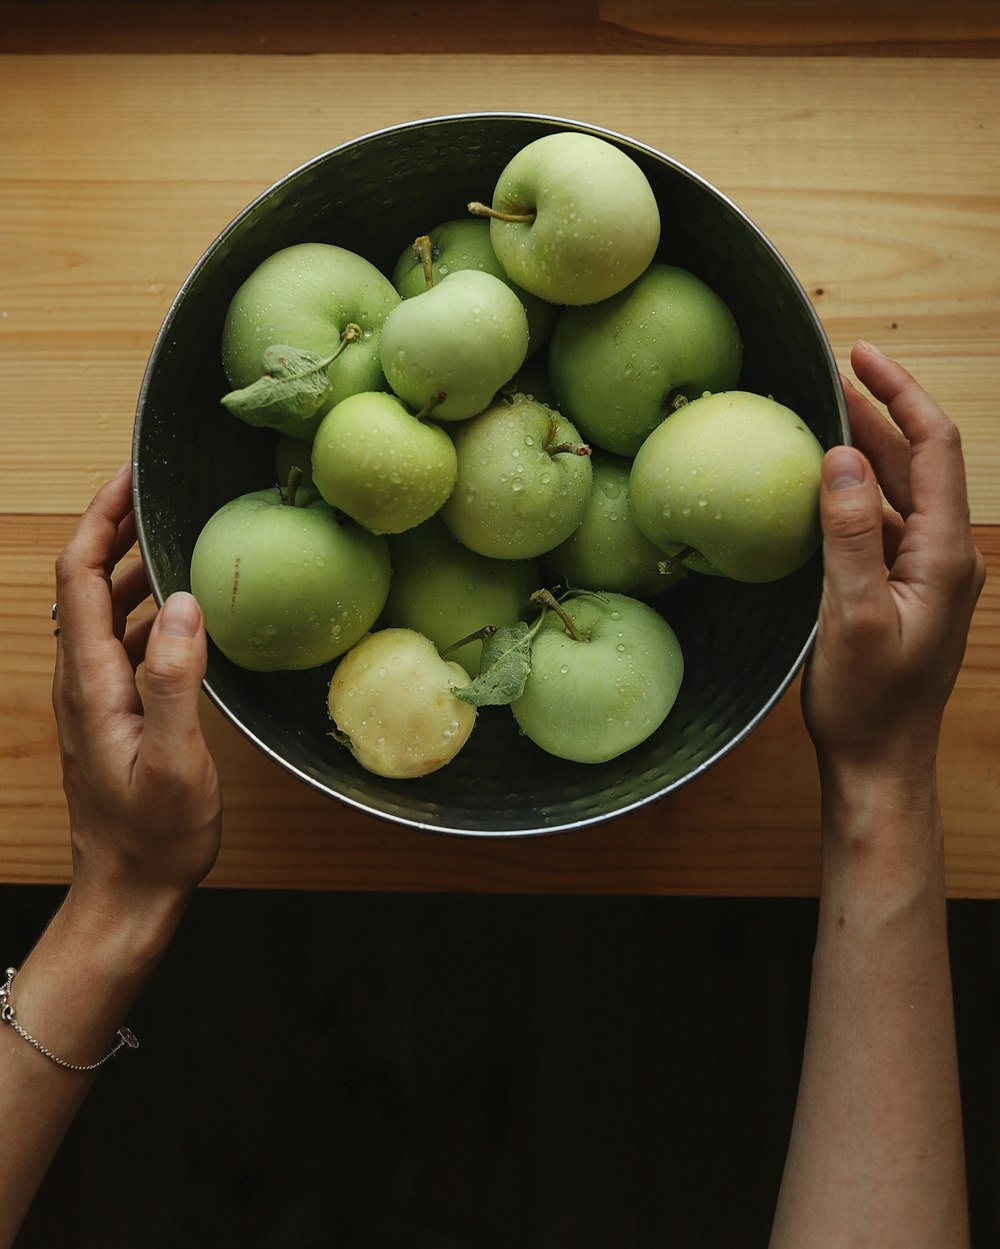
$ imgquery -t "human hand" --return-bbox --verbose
[52,462,222,916]
[801,341,986,790]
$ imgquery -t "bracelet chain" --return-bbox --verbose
[0,966,139,1072]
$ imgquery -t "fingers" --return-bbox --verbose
[111,557,152,641]
[134,592,210,782]
[54,462,134,665]
[840,373,913,518]
[816,445,893,623]
[850,342,973,551]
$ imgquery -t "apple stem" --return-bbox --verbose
[544,415,591,459]
[412,235,435,289]
[658,546,696,577]
[283,465,303,508]
[467,200,536,226]
[529,588,588,643]
[441,624,497,660]
[414,391,448,421]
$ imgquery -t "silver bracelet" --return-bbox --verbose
[0,966,139,1072]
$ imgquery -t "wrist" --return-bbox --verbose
[57,878,191,983]
[815,754,946,898]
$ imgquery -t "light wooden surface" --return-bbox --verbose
[1,6,998,894]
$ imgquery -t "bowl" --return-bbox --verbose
[133,112,847,837]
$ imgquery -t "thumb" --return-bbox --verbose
[139,591,208,758]
[818,446,888,610]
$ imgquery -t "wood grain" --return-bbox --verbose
[2,517,997,896]
[1,54,998,521]
[3,0,998,56]
[1,46,998,894]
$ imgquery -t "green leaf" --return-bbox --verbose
[455,622,533,708]
[220,344,334,429]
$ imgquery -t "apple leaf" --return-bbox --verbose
[220,344,334,428]
[454,622,532,708]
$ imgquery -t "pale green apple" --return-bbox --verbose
[379,269,529,421]
[541,451,683,596]
[221,242,400,438]
[629,390,826,583]
[390,218,556,357]
[439,392,593,560]
[548,264,743,457]
[383,517,541,675]
[311,392,457,535]
[475,131,660,306]
[189,485,391,671]
[511,592,683,763]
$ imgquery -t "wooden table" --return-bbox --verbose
[2,2,998,895]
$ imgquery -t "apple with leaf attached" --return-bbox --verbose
[220,242,400,440]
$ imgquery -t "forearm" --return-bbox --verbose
[0,880,188,1247]
[770,768,969,1249]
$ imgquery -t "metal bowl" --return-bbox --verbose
[133,112,847,836]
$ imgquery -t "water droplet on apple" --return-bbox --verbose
[559,664,569,674]
[697,495,708,507]
[512,480,524,492]
[609,610,622,621]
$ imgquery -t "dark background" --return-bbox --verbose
[5,887,999,1247]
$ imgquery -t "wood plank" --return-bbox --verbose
[3,0,998,56]
[1,55,998,520]
[2,516,997,896]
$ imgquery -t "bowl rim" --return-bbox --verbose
[132,110,846,837]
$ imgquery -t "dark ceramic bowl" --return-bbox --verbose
[133,112,847,836]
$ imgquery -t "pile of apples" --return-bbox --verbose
[190,131,825,779]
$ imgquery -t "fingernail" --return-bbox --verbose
[824,446,867,490]
[855,339,884,358]
[158,591,202,637]
[114,459,131,480]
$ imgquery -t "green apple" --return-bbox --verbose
[327,628,477,779]
[470,131,660,306]
[629,390,825,582]
[311,391,457,535]
[548,263,743,457]
[189,482,391,671]
[511,591,683,763]
[379,269,529,421]
[439,392,593,560]
[383,517,541,675]
[391,219,556,357]
[541,451,683,596]
[221,242,400,439]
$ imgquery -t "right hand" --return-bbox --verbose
[801,341,986,787]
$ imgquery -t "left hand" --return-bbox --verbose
[52,462,222,913]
